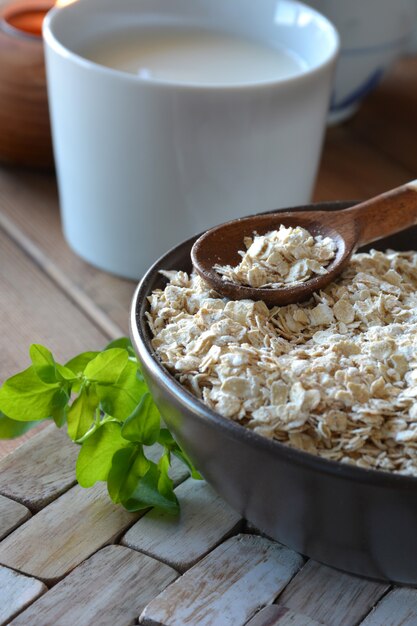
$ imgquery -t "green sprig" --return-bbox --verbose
[0,339,200,513]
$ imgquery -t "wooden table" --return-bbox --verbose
[1,57,417,626]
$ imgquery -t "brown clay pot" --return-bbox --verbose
[0,0,54,168]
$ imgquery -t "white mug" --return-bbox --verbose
[43,0,339,279]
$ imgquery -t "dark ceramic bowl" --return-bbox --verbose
[130,201,417,585]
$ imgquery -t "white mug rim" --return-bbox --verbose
[43,0,340,92]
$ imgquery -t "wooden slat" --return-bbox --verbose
[0,226,106,383]
[140,534,303,626]
[9,545,177,626]
[0,424,48,463]
[277,561,389,626]
[0,425,78,511]
[246,605,322,626]
[0,483,140,584]
[360,588,417,626]
[0,564,46,625]
[0,494,30,540]
[0,210,125,340]
[122,478,242,571]
[0,170,134,336]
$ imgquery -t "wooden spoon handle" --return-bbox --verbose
[343,180,417,247]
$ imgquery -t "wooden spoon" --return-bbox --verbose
[191,180,417,306]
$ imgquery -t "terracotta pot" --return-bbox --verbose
[0,0,54,168]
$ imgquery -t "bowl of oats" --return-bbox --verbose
[131,200,417,585]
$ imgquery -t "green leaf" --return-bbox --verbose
[122,462,179,514]
[157,451,177,504]
[158,428,201,479]
[67,385,99,441]
[30,345,76,385]
[55,363,78,382]
[0,411,39,439]
[157,428,177,447]
[76,422,130,488]
[51,404,67,428]
[96,359,147,421]
[84,349,128,385]
[121,392,160,445]
[65,352,99,376]
[0,339,197,516]
[30,344,57,384]
[0,366,68,422]
[107,444,149,503]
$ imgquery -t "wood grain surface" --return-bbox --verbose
[0,423,48,462]
[0,494,30,540]
[277,560,389,626]
[9,545,177,626]
[246,605,323,626]
[360,588,417,626]
[0,425,77,511]
[0,227,106,382]
[140,534,304,626]
[0,483,140,583]
[122,478,242,571]
[0,564,46,625]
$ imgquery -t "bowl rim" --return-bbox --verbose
[130,201,417,491]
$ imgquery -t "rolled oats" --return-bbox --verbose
[147,249,417,477]
[213,225,336,288]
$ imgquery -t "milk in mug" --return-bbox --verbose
[79,28,308,84]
